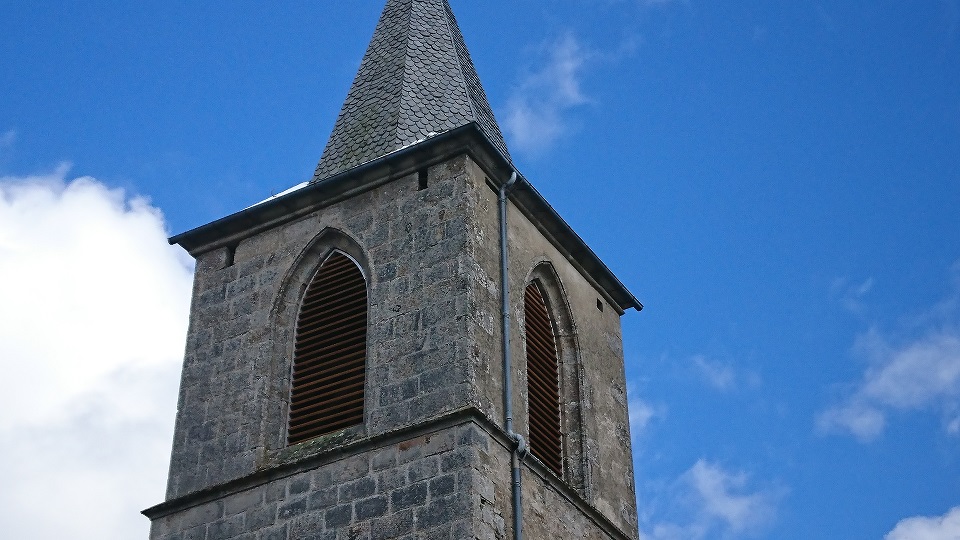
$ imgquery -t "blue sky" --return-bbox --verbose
[1,1,959,539]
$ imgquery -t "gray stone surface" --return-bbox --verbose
[150,424,476,540]
[151,154,638,539]
[164,157,480,501]
[312,0,511,182]
[462,157,640,536]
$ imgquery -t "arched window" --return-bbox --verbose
[287,251,368,445]
[524,281,563,476]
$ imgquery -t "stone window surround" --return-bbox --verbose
[520,260,589,497]
[262,230,591,498]
[267,227,374,457]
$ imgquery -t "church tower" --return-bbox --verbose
[143,1,642,539]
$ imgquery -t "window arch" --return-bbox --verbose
[524,280,564,476]
[287,250,368,445]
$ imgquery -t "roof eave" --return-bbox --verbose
[508,176,643,314]
[169,123,642,313]
[168,126,482,254]
[457,127,642,314]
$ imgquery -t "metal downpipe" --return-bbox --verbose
[498,171,525,540]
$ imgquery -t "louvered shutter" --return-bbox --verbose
[524,282,563,476]
[287,251,367,445]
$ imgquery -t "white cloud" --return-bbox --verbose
[693,355,737,391]
[820,267,960,441]
[504,33,592,155]
[641,460,784,540]
[818,326,960,441]
[627,382,663,437]
[690,355,761,392]
[0,166,193,539]
[816,401,886,442]
[856,329,960,408]
[0,129,15,149]
[830,276,875,315]
[686,460,780,534]
[886,506,960,540]
[646,522,708,540]
[630,397,658,433]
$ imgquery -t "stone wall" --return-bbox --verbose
[471,418,632,540]
[164,156,485,500]
[151,422,481,540]
[463,158,639,537]
[153,152,638,539]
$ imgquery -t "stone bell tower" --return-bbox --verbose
[143,1,643,539]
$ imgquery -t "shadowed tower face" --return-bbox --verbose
[144,1,642,539]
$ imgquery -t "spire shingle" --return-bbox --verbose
[312,0,511,182]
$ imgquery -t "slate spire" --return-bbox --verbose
[312,0,511,181]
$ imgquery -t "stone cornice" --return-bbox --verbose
[143,407,634,540]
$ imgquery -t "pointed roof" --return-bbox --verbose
[312,0,511,181]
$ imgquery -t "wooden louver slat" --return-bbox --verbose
[287,251,367,445]
[524,282,563,476]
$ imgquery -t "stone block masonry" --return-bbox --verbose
[163,157,482,501]
[154,0,642,534]
[150,421,477,540]
[148,413,633,540]
[149,152,639,539]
